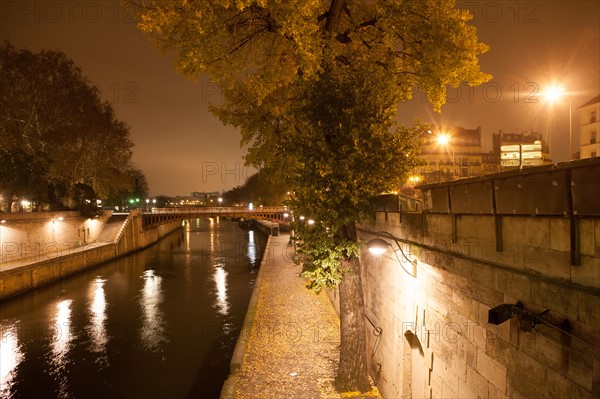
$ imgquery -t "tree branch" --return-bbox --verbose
[325,0,346,33]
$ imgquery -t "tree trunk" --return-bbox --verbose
[335,221,371,392]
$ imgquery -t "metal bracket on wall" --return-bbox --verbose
[491,179,503,252]
[565,169,580,266]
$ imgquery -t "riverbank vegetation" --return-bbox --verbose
[0,42,148,215]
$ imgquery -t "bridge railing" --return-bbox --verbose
[147,206,287,215]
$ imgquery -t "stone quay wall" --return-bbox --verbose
[0,211,182,300]
[324,210,599,399]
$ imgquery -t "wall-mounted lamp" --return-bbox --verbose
[488,304,514,325]
[489,302,554,333]
[366,231,417,277]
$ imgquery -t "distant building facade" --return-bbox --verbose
[492,130,552,169]
[411,127,554,188]
[578,94,600,159]
[417,126,483,184]
[166,191,221,206]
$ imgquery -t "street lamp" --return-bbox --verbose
[366,231,417,277]
[543,85,573,160]
[436,133,455,178]
[408,175,421,187]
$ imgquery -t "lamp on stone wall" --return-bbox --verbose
[489,302,555,333]
[366,231,417,277]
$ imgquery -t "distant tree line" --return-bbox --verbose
[0,42,147,215]
[223,172,288,206]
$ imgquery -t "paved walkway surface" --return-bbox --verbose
[234,233,344,398]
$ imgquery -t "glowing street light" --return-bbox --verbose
[436,133,450,146]
[408,175,421,187]
[543,85,573,160]
[545,85,564,102]
[436,133,455,178]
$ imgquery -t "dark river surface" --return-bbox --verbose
[0,218,267,399]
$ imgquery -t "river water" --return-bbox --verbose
[0,218,267,399]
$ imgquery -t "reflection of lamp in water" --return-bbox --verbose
[214,265,229,315]
[366,231,417,278]
[0,325,23,392]
[88,278,108,353]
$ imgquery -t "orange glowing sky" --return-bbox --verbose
[1,1,598,195]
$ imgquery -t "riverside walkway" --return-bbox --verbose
[222,233,345,398]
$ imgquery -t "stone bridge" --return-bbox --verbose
[140,206,289,229]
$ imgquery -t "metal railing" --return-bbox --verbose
[148,206,286,215]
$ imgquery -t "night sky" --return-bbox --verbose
[1,1,598,196]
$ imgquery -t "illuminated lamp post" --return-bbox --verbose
[543,85,573,160]
[408,175,421,187]
[437,133,455,178]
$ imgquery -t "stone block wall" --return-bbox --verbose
[0,211,111,266]
[350,212,599,398]
[0,212,183,300]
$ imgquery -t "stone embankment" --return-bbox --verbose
[0,210,181,300]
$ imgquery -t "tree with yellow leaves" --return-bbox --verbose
[130,0,490,392]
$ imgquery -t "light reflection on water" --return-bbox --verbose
[213,263,229,316]
[0,325,23,396]
[50,299,74,398]
[247,230,257,267]
[88,278,108,366]
[0,220,266,398]
[140,269,167,352]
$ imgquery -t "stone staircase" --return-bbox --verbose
[96,214,128,243]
